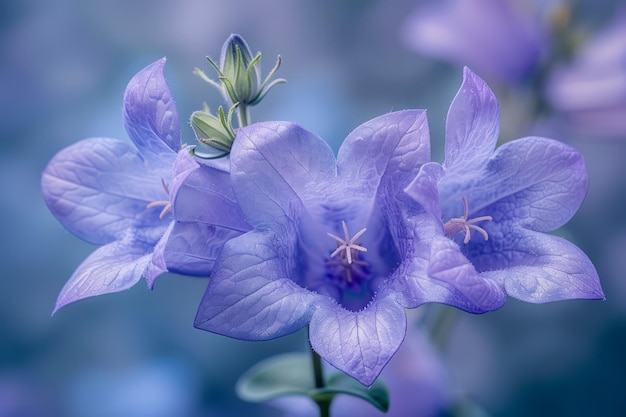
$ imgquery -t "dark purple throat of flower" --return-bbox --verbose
[443,196,492,244]
[146,178,172,219]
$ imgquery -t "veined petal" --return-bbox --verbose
[469,228,604,303]
[404,161,444,218]
[444,67,499,173]
[443,136,589,231]
[172,160,250,232]
[427,235,507,312]
[337,110,430,198]
[230,122,336,226]
[124,58,180,161]
[163,221,243,277]
[309,296,407,387]
[194,231,317,339]
[53,241,150,314]
[41,137,172,245]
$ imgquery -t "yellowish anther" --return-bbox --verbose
[443,196,492,244]
[326,220,367,264]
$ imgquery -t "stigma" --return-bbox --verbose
[443,196,492,244]
[146,178,172,219]
[326,221,369,285]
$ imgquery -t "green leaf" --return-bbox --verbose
[311,372,390,412]
[236,352,316,402]
[236,352,390,413]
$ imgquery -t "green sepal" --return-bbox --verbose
[236,352,390,413]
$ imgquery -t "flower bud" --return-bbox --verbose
[198,34,286,108]
[190,107,236,153]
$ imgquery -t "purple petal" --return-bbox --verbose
[426,235,507,312]
[124,58,180,160]
[53,241,150,313]
[443,137,589,231]
[469,228,603,303]
[163,221,243,277]
[41,137,172,245]
[172,159,250,232]
[231,122,336,226]
[403,162,444,217]
[309,296,407,387]
[337,110,430,197]
[444,67,499,173]
[194,231,317,339]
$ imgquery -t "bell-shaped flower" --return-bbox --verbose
[41,58,183,312]
[193,110,505,386]
[406,67,604,308]
[400,0,548,84]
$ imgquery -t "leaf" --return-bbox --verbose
[236,353,315,402]
[311,372,390,412]
[236,352,390,413]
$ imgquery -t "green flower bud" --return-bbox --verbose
[196,34,286,108]
[190,105,237,153]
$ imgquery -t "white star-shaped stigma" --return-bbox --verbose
[326,220,368,264]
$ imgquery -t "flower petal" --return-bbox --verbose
[309,296,407,387]
[231,122,336,226]
[337,110,430,198]
[163,221,243,277]
[53,241,150,313]
[426,235,507,312]
[443,136,589,231]
[443,67,499,173]
[194,231,317,339]
[41,137,172,245]
[403,161,444,218]
[124,58,180,161]
[471,228,604,303]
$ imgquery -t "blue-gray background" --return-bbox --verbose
[2,0,625,416]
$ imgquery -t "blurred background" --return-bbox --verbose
[2,0,625,415]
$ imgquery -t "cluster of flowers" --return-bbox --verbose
[41,36,603,387]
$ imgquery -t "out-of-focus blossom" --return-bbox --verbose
[407,67,604,306]
[193,110,505,386]
[545,8,626,139]
[400,0,548,83]
[41,59,182,312]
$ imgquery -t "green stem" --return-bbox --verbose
[311,348,331,417]
[237,104,250,127]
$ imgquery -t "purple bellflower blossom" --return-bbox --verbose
[42,58,183,313]
[406,67,604,307]
[400,0,548,84]
[193,110,505,386]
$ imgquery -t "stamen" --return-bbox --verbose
[326,221,367,264]
[443,196,492,244]
[146,178,172,219]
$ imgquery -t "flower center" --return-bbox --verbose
[146,178,172,219]
[443,196,492,244]
[325,220,370,287]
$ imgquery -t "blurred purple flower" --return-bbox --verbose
[407,67,604,307]
[41,58,182,312]
[193,110,504,386]
[545,7,626,139]
[400,0,548,84]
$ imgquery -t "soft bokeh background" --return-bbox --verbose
[2,0,625,415]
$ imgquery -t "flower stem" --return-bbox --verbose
[238,103,250,127]
[311,348,331,417]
